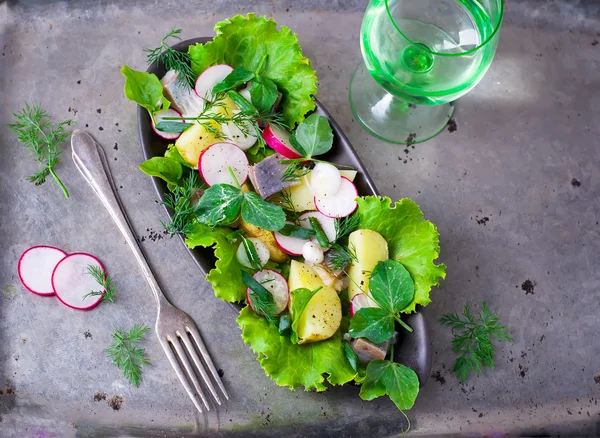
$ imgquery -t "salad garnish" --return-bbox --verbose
[145,28,196,89]
[83,264,118,304]
[107,324,151,388]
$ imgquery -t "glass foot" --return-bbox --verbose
[349,64,455,145]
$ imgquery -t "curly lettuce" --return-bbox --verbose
[189,13,318,126]
[237,306,356,391]
[356,196,446,313]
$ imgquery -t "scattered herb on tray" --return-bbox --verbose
[107,324,151,388]
[8,104,74,198]
[440,300,513,382]
[83,265,117,304]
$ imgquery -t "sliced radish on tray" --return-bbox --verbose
[52,253,105,310]
[262,125,303,159]
[310,162,341,199]
[198,142,249,186]
[236,238,270,269]
[195,64,233,99]
[274,222,310,256]
[18,245,67,296]
[151,108,184,140]
[350,293,380,317]
[314,177,358,218]
[299,211,337,245]
[222,110,257,150]
[247,269,289,315]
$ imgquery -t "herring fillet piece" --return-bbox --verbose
[248,153,296,199]
[161,70,205,118]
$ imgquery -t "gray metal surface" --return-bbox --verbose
[1,1,599,437]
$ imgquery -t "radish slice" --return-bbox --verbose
[247,269,289,314]
[18,246,67,296]
[151,108,184,140]
[262,125,303,159]
[299,211,337,246]
[350,293,380,317]
[314,177,358,218]
[198,142,249,186]
[274,222,310,256]
[195,64,233,99]
[222,110,258,150]
[310,162,342,199]
[52,253,105,310]
[236,238,270,269]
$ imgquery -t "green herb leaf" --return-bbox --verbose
[278,313,292,335]
[309,216,330,248]
[369,260,415,313]
[250,75,279,113]
[241,236,262,271]
[138,157,183,186]
[195,184,245,226]
[348,307,395,344]
[144,28,195,89]
[334,214,361,241]
[83,265,117,304]
[227,90,259,115]
[213,68,255,94]
[359,360,420,411]
[242,272,279,324]
[278,223,315,240]
[121,65,170,114]
[241,191,286,232]
[291,114,333,158]
[289,287,321,344]
[164,143,191,168]
[106,324,151,388]
[343,342,360,372]
[155,121,194,133]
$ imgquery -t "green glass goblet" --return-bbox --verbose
[349,0,504,144]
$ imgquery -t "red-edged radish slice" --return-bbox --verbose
[198,142,249,186]
[195,64,233,98]
[52,253,105,310]
[222,110,258,150]
[236,238,270,269]
[261,125,303,159]
[314,177,358,218]
[151,108,184,140]
[274,222,311,256]
[247,269,289,314]
[18,245,67,296]
[299,211,337,246]
[350,293,380,317]
[310,162,342,199]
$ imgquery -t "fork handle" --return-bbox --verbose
[71,129,168,307]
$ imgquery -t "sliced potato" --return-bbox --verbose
[239,218,289,263]
[339,170,357,181]
[288,260,323,291]
[347,229,388,301]
[175,122,223,167]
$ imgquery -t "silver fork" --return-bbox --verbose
[71,129,228,413]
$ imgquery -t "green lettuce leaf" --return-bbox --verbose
[359,360,420,410]
[185,224,248,302]
[121,65,170,114]
[356,196,446,313]
[237,306,357,391]
[188,13,318,126]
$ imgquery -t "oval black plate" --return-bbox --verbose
[138,37,431,385]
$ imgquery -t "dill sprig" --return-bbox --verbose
[83,265,117,304]
[8,103,73,198]
[107,324,151,388]
[160,172,202,237]
[325,243,358,273]
[334,214,361,241]
[145,28,195,89]
[440,301,513,382]
[241,271,279,325]
[280,160,312,183]
[275,190,300,223]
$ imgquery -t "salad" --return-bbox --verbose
[122,14,446,414]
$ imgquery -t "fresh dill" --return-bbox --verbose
[107,324,151,388]
[241,271,279,325]
[334,213,361,241]
[325,243,358,273]
[440,301,513,382]
[8,104,74,198]
[83,265,117,304]
[275,190,300,223]
[145,28,195,88]
[280,160,311,183]
[160,172,202,237]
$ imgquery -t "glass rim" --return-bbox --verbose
[384,0,505,57]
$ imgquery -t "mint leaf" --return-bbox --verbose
[250,76,279,113]
[241,191,286,231]
[139,157,182,185]
[369,260,415,313]
[348,307,395,344]
[360,360,420,411]
[121,65,169,114]
[289,287,320,344]
[195,184,244,226]
[291,114,333,158]
[213,68,255,93]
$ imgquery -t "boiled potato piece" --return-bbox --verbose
[347,229,388,301]
[288,261,341,344]
[339,170,357,181]
[239,218,289,263]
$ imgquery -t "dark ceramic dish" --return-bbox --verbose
[138,37,431,385]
